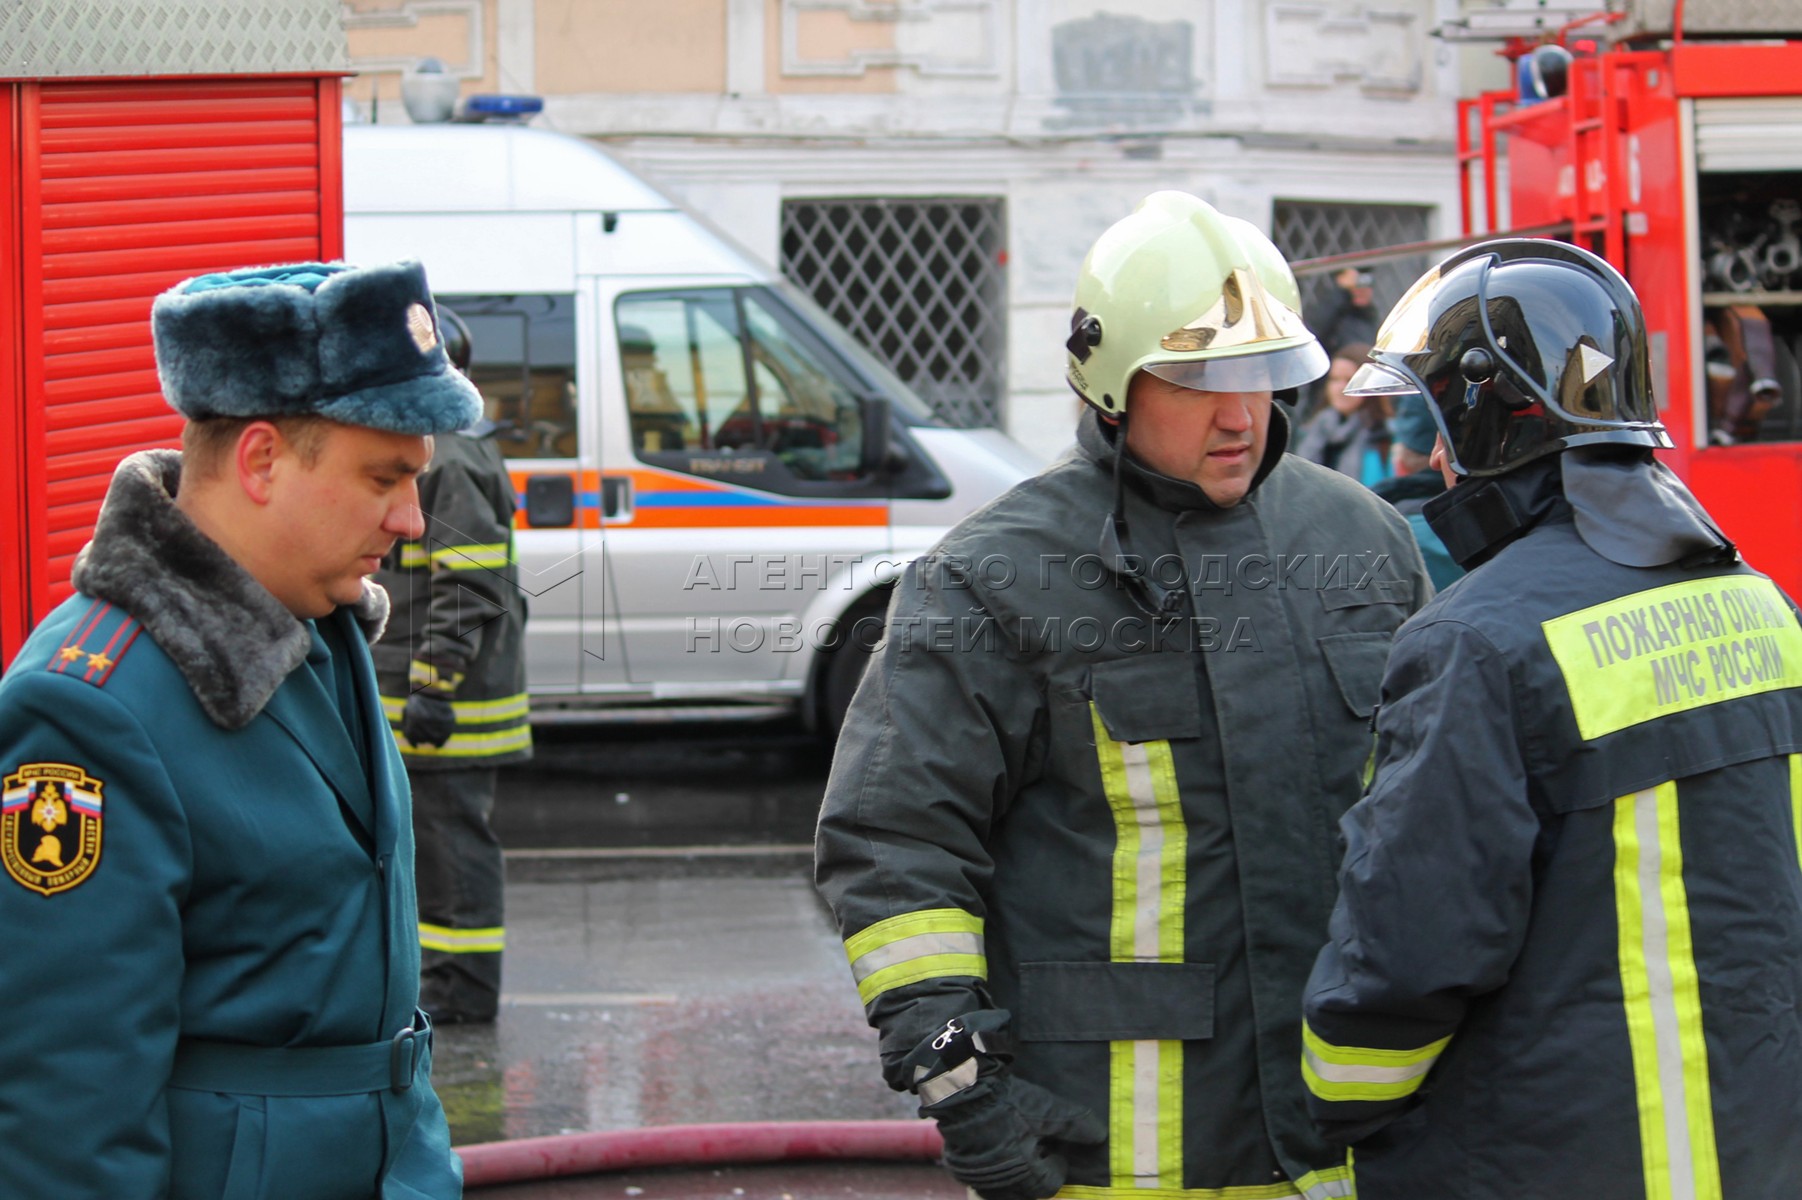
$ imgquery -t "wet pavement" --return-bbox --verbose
[432,723,947,1195]
[430,872,914,1143]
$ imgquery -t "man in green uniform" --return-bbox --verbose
[376,309,532,1025]
[1304,240,1802,1198]
[0,261,475,1197]
[815,192,1430,1200]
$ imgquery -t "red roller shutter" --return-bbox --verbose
[0,87,25,663]
[14,75,343,637]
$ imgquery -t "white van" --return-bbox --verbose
[343,122,1036,731]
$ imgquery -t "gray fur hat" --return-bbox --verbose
[151,260,483,435]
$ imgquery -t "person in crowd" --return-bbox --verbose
[0,261,472,1197]
[1304,239,1802,1198]
[1309,267,1379,357]
[1368,393,1460,589]
[1294,342,1392,486]
[817,191,1428,1200]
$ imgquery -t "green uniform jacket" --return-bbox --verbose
[817,412,1430,1199]
[1304,503,1802,1199]
[374,429,531,769]
[0,452,459,1200]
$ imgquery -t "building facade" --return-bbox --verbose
[345,0,1466,460]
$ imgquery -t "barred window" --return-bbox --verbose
[781,198,1007,429]
[1272,200,1434,331]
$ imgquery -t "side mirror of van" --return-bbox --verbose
[524,473,576,527]
[860,395,892,477]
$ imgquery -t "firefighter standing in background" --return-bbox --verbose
[375,309,532,1025]
[816,192,1430,1200]
[1303,240,1802,1197]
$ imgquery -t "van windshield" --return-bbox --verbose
[767,281,941,426]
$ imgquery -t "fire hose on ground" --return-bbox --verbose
[455,1119,945,1188]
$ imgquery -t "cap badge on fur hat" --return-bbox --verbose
[151,260,483,436]
[406,303,439,354]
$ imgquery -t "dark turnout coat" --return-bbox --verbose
[374,428,530,769]
[1304,499,1802,1199]
[817,412,1429,1198]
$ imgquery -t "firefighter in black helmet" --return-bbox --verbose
[1303,240,1802,1198]
[374,304,531,1024]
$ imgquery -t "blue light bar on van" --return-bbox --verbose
[455,94,544,123]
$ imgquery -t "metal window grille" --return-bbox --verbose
[781,197,1007,429]
[1273,200,1434,333]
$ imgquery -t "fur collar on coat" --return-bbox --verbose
[69,449,389,731]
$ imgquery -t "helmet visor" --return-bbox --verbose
[1143,340,1329,394]
[1371,265,1442,356]
[1344,361,1420,397]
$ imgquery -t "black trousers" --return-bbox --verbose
[411,767,504,1021]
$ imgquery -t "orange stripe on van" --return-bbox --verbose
[626,506,888,529]
[505,466,887,529]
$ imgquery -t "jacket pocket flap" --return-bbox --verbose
[1015,961,1215,1042]
[1089,656,1202,743]
[1319,631,1392,719]
[1319,576,1415,612]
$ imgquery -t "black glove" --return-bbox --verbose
[925,1072,1106,1200]
[401,692,456,748]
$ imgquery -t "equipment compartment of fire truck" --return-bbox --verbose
[1697,172,1802,444]
[1447,0,1802,595]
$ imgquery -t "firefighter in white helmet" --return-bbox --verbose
[817,191,1429,1199]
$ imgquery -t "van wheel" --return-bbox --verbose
[820,596,889,738]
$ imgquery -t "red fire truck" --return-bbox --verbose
[1444,2,1802,592]
[0,2,347,666]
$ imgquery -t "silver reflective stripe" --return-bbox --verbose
[1120,741,1164,961]
[1634,787,1699,1200]
[848,930,985,985]
[1118,738,1163,1187]
[1302,1047,1437,1087]
[1131,1039,1159,1185]
[1304,1176,1357,1200]
[915,1055,980,1105]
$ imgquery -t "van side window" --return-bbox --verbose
[437,294,579,459]
[617,293,753,455]
[741,291,866,481]
[618,288,868,485]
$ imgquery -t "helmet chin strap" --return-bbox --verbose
[1100,408,1186,619]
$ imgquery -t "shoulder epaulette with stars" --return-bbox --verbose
[45,601,141,688]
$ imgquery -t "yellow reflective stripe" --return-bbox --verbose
[1295,1164,1356,1200]
[1091,704,1187,1190]
[393,725,533,758]
[419,922,505,953]
[431,542,512,569]
[398,543,429,569]
[451,693,530,721]
[1301,1022,1451,1103]
[853,953,988,1005]
[1056,1163,1354,1200]
[843,908,987,1005]
[847,931,984,992]
[1791,754,1802,875]
[843,907,982,958]
[1614,782,1722,1200]
[1542,575,1802,740]
[382,694,531,723]
[408,660,463,692]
